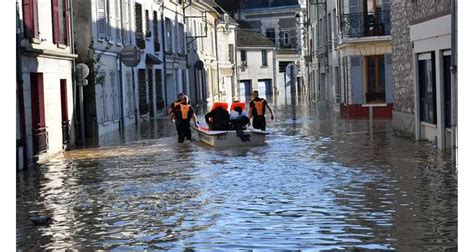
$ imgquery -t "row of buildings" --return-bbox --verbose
[303,0,457,152]
[16,0,242,170]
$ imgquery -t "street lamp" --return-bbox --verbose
[295,13,301,24]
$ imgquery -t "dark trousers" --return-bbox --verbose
[252,115,266,131]
[176,120,191,143]
[231,116,250,136]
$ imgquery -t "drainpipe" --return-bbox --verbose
[161,3,169,115]
[16,1,28,170]
[215,19,220,101]
[450,0,457,165]
[118,0,125,131]
[69,0,84,147]
[183,1,192,103]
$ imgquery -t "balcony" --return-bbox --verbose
[33,127,48,156]
[340,11,391,39]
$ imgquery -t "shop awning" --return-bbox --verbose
[145,53,162,65]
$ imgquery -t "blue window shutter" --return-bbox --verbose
[350,55,363,104]
[97,0,107,39]
[385,54,393,103]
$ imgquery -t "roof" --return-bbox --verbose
[200,0,239,26]
[236,29,276,47]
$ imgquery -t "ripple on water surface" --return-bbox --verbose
[17,101,457,250]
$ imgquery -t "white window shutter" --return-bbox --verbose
[122,0,129,44]
[115,0,121,43]
[97,0,107,39]
[107,0,113,41]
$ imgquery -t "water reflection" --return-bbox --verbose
[17,97,457,250]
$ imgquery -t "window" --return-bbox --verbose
[138,69,148,115]
[147,69,154,117]
[153,11,160,52]
[193,20,197,50]
[179,23,185,54]
[443,52,451,127]
[23,0,39,39]
[228,44,234,63]
[165,18,172,53]
[283,32,289,46]
[110,71,119,119]
[114,0,121,43]
[122,0,130,44]
[418,52,437,124]
[211,30,215,57]
[365,55,385,103]
[106,0,112,40]
[182,69,187,95]
[261,50,268,67]
[240,50,247,62]
[52,0,70,45]
[327,13,332,45]
[173,21,178,53]
[145,10,151,38]
[155,69,164,110]
[135,3,145,49]
[97,0,108,40]
[265,28,275,44]
[199,22,204,51]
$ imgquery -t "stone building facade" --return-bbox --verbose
[391,0,451,121]
[391,0,454,150]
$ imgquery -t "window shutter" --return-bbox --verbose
[32,0,39,38]
[22,0,33,38]
[115,0,121,42]
[97,0,107,39]
[135,3,145,49]
[65,0,70,45]
[122,0,129,44]
[107,0,113,41]
[153,11,160,52]
[52,0,60,44]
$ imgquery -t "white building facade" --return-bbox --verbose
[17,0,77,169]
[235,0,307,98]
[236,29,277,101]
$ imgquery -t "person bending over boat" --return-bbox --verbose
[173,96,198,143]
[230,103,250,142]
[248,90,274,131]
[205,105,231,130]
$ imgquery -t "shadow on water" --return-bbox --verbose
[17,95,457,250]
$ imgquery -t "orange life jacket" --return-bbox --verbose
[231,102,246,111]
[211,102,229,111]
[180,104,190,120]
[254,100,265,116]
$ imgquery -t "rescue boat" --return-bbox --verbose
[192,123,269,147]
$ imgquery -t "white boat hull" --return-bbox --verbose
[192,126,269,147]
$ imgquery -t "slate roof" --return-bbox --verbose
[200,0,239,26]
[236,28,276,47]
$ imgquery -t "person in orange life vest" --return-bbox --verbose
[205,103,231,130]
[248,90,274,131]
[173,96,197,143]
[168,93,185,122]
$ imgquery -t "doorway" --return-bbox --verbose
[60,79,70,145]
[30,73,48,155]
[365,55,386,103]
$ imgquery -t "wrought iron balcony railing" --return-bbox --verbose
[62,120,70,144]
[340,11,391,38]
[33,127,48,156]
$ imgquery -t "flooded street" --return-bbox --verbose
[16,97,457,250]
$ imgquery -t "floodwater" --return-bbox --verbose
[17,96,457,250]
